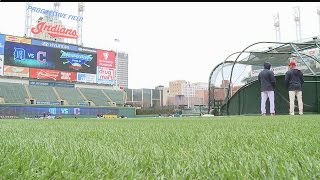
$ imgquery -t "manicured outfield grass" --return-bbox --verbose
[0,115,319,179]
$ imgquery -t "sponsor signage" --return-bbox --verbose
[77,73,96,83]
[78,47,96,53]
[32,39,78,51]
[5,35,31,44]
[59,71,77,82]
[29,68,60,81]
[36,101,60,105]
[97,50,115,68]
[96,66,115,85]
[29,81,55,86]
[29,68,76,82]
[4,65,29,77]
[29,80,75,88]
[55,82,75,88]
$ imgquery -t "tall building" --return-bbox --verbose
[168,80,186,96]
[116,52,128,88]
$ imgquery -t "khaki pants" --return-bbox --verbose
[289,90,303,115]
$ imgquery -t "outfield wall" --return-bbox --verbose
[0,104,136,118]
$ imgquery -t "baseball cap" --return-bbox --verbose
[288,60,297,66]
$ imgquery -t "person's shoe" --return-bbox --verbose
[289,113,294,115]
[261,113,266,116]
[299,113,303,115]
[271,113,275,116]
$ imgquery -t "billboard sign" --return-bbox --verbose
[4,65,29,77]
[55,82,75,88]
[77,73,96,83]
[97,50,115,68]
[96,67,115,85]
[29,68,60,81]
[29,80,75,88]
[32,39,78,51]
[59,71,77,82]
[78,47,96,53]
[36,101,60,105]
[4,41,56,69]
[5,35,31,44]
[29,81,55,86]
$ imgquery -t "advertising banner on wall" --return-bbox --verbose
[0,34,5,55]
[96,66,115,85]
[32,39,78,51]
[4,41,57,69]
[78,47,96,54]
[6,35,31,44]
[77,73,96,83]
[29,81,75,88]
[29,68,60,81]
[4,65,29,77]
[0,55,4,76]
[29,81,55,86]
[59,71,77,82]
[56,49,97,74]
[97,50,115,68]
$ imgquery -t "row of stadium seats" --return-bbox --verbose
[0,82,125,106]
[55,87,85,105]
[0,82,28,104]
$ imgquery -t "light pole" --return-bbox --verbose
[187,82,190,108]
[293,6,302,41]
[273,12,281,41]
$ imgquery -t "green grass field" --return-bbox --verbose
[0,115,319,179]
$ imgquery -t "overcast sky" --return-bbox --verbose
[0,2,319,89]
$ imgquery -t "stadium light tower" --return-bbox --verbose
[53,2,61,21]
[317,6,320,34]
[77,2,84,46]
[273,12,281,41]
[24,2,33,37]
[293,6,302,41]
[114,38,120,87]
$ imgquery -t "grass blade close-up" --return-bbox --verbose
[0,115,319,179]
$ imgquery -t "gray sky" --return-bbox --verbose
[0,2,319,89]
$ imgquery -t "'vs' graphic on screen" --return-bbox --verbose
[4,41,55,69]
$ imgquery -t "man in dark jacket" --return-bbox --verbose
[285,60,304,115]
[258,62,276,116]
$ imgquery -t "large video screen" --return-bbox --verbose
[4,41,97,74]
[55,49,97,74]
[4,41,57,69]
